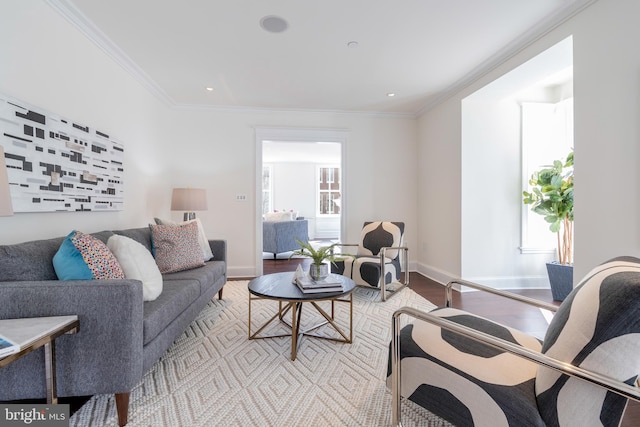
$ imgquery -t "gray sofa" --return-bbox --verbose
[0,226,227,426]
[263,219,309,258]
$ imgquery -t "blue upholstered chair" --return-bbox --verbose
[388,256,640,426]
[262,219,309,259]
[331,221,408,301]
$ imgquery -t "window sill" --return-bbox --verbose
[519,247,555,254]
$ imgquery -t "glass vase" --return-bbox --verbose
[309,263,329,281]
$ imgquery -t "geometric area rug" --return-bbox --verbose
[69,281,451,427]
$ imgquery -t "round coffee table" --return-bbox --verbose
[248,272,356,360]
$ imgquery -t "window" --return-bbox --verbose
[318,166,340,215]
[521,99,573,252]
[262,164,273,214]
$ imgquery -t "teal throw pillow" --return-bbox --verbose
[53,230,125,280]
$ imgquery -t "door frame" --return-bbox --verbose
[254,127,348,276]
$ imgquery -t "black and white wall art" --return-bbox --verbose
[0,93,124,212]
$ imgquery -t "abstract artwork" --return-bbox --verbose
[0,93,124,212]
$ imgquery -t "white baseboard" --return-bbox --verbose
[229,261,551,292]
[415,261,456,286]
[414,262,551,292]
[462,275,550,291]
[228,266,257,279]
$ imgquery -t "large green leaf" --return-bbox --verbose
[522,150,574,235]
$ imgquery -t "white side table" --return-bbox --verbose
[0,316,79,403]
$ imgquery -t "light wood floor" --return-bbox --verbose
[262,257,640,426]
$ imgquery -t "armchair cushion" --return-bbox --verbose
[332,221,405,289]
[392,308,544,426]
[334,255,399,288]
[390,256,640,427]
[357,221,404,259]
[536,256,640,426]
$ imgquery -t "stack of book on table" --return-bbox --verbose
[0,334,19,358]
[293,266,343,294]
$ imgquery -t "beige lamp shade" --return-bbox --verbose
[0,146,13,217]
[171,188,207,221]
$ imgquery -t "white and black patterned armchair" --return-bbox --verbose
[331,221,408,301]
[388,256,640,426]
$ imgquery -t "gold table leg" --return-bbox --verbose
[44,340,57,404]
[247,293,354,360]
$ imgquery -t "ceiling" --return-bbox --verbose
[49,0,594,116]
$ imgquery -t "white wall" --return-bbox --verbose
[417,0,640,285]
[461,98,551,287]
[0,3,419,279]
[0,1,169,243]
[159,110,417,277]
[571,0,640,280]
[270,162,318,220]
[270,161,320,238]
[417,98,462,284]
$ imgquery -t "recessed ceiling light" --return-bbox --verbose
[387,93,396,97]
[347,41,359,48]
[260,15,288,33]
[205,87,214,91]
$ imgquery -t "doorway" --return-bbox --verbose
[254,127,348,276]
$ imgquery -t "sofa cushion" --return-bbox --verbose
[0,236,64,281]
[107,235,163,301]
[90,230,116,244]
[142,279,200,345]
[149,222,205,274]
[113,227,154,253]
[53,231,124,280]
[163,260,226,297]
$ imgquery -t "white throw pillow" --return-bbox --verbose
[107,234,163,301]
[263,211,294,222]
[154,217,214,261]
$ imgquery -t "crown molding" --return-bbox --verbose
[415,0,600,116]
[46,0,417,119]
[174,102,415,118]
[47,0,596,119]
[46,0,176,106]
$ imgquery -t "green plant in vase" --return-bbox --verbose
[290,239,339,280]
[523,150,574,265]
[523,150,574,301]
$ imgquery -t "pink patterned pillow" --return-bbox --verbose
[53,230,125,280]
[149,221,205,274]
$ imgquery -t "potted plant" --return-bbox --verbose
[290,239,338,280]
[522,150,574,300]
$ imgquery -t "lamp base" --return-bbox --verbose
[183,212,196,221]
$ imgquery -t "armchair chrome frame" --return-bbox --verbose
[332,243,409,301]
[390,279,640,427]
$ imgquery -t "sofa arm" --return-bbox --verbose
[0,279,144,399]
[208,239,226,262]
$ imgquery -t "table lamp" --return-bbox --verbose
[171,188,207,221]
